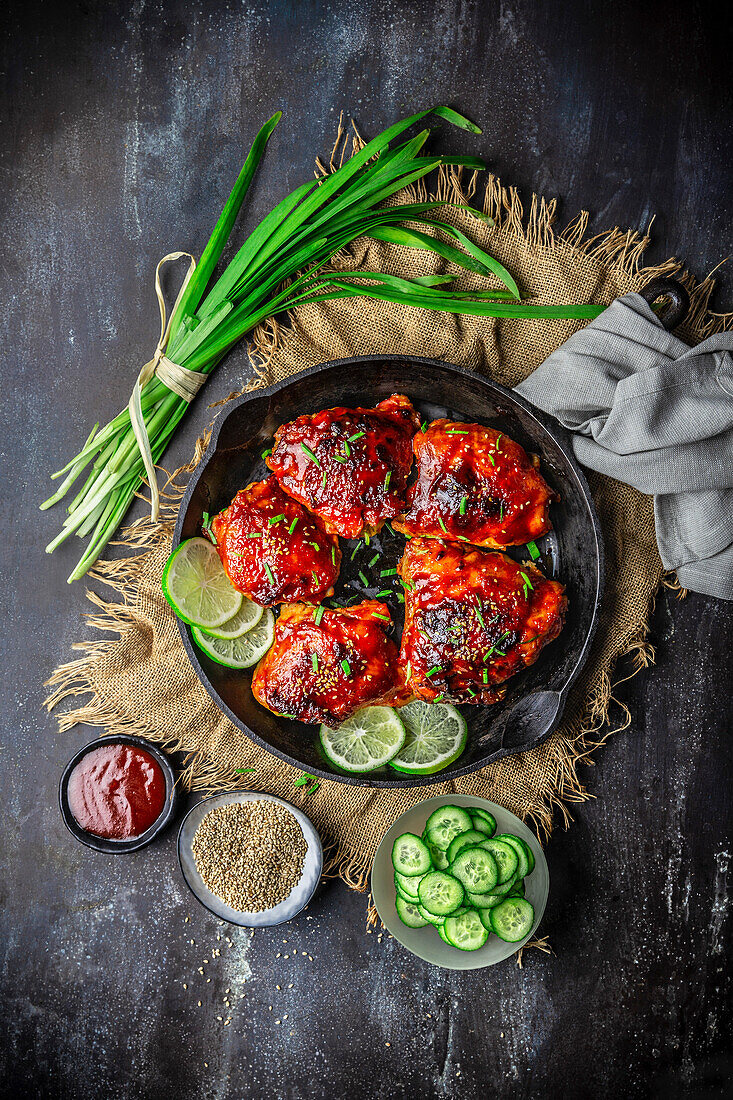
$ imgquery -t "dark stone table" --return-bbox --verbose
[2,2,731,1097]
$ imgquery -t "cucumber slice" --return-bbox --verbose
[199,597,263,639]
[427,843,449,871]
[480,839,519,884]
[470,808,497,836]
[490,834,530,879]
[417,871,465,916]
[192,609,275,669]
[320,706,406,773]
[446,829,487,864]
[507,879,525,898]
[395,896,430,928]
[392,833,432,877]
[449,846,499,894]
[388,700,467,774]
[394,870,424,898]
[466,889,508,909]
[478,907,494,932]
[489,897,535,942]
[444,909,489,952]
[438,923,451,945]
[424,805,473,850]
[470,815,494,836]
[395,882,418,904]
[417,905,445,927]
[162,538,243,628]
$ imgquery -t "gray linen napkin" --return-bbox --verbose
[515,293,733,600]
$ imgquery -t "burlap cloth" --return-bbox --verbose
[46,138,729,892]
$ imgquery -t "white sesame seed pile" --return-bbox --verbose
[191,800,307,913]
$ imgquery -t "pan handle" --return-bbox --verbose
[498,689,564,754]
[639,277,689,331]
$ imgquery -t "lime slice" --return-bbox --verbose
[388,700,467,774]
[162,538,243,629]
[192,609,275,669]
[198,597,264,639]
[319,706,406,773]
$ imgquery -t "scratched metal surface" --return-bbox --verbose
[1,1,731,1097]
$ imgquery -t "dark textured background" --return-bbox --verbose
[1,1,731,1097]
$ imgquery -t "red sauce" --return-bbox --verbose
[67,743,167,839]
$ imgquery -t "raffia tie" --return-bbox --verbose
[128,252,207,521]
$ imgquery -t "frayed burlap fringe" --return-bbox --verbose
[46,122,730,923]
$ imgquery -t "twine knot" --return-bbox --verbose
[128,252,207,521]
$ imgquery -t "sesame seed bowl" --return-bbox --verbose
[177,791,323,927]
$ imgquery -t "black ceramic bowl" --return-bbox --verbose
[174,355,604,787]
[59,734,179,852]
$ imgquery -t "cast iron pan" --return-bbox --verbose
[174,355,603,787]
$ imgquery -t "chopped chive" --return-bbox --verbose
[359,570,369,587]
[280,713,298,720]
[244,531,263,538]
[333,454,347,463]
[364,533,370,546]
[308,541,321,551]
[322,470,328,488]
[402,577,414,591]
[467,687,476,698]
[437,516,449,535]
[384,471,392,491]
[396,592,405,603]
[475,606,486,628]
[434,693,445,702]
[405,660,412,678]
[347,431,365,442]
[263,562,275,584]
[341,658,351,676]
[499,500,504,521]
[331,546,336,565]
[520,571,534,590]
[311,653,318,672]
[375,589,393,599]
[484,648,494,661]
[482,669,488,683]
[527,541,540,560]
[288,517,298,534]
[314,606,325,626]
[294,775,311,787]
[380,567,398,577]
[458,535,471,541]
[459,495,468,515]
[268,513,285,525]
[427,665,441,677]
[299,442,320,467]
[487,452,495,466]
[494,648,506,656]
[495,433,503,450]
[524,635,540,644]
[368,553,380,568]
[421,422,428,433]
[261,448,272,459]
[372,611,390,621]
[343,440,351,457]
[312,570,319,585]
[350,540,362,561]
[235,767,255,773]
[305,781,319,796]
[523,583,529,599]
[446,428,469,435]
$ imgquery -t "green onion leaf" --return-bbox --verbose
[527,541,540,560]
[314,606,325,626]
[300,443,321,467]
[459,495,468,515]
[341,658,351,676]
[263,562,275,584]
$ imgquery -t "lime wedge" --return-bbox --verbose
[192,609,275,669]
[162,538,243,629]
[388,700,467,774]
[319,706,406,773]
[198,597,264,639]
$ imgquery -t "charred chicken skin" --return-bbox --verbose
[266,394,420,539]
[398,538,566,705]
[210,476,340,607]
[251,601,402,725]
[393,419,555,548]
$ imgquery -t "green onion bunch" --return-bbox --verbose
[42,106,603,581]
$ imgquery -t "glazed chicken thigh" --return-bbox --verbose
[266,394,420,539]
[398,538,566,705]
